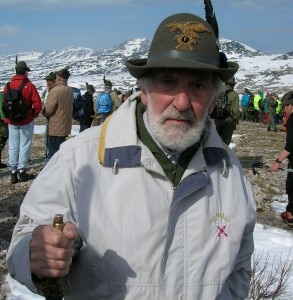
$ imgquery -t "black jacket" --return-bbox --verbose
[79,92,95,126]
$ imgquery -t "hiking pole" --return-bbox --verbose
[251,162,290,175]
[252,162,267,175]
[39,214,65,300]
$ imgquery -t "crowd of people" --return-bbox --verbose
[240,88,285,131]
[0,6,292,300]
[0,58,287,180]
[0,64,126,178]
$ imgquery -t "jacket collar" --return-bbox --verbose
[98,98,231,173]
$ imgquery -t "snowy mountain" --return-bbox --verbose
[0,37,292,96]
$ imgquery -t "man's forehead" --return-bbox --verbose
[152,68,212,79]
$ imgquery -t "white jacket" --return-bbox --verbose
[7,98,256,299]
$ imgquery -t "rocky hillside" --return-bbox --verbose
[233,120,289,229]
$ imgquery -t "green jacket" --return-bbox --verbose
[267,98,277,114]
[227,89,240,121]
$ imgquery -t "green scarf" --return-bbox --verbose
[136,101,200,187]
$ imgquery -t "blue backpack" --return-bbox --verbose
[97,92,113,115]
[241,93,250,107]
[72,87,84,120]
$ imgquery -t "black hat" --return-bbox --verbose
[86,82,95,93]
[44,72,56,81]
[103,76,112,88]
[281,91,293,105]
[15,61,30,71]
[225,76,236,86]
[56,66,70,79]
[125,13,238,81]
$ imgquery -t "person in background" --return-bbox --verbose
[271,91,293,227]
[7,12,255,299]
[258,91,266,123]
[115,89,123,103]
[41,72,56,108]
[240,88,250,121]
[212,76,240,145]
[79,82,96,132]
[42,72,56,163]
[0,89,8,168]
[253,91,261,123]
[122,89,134,103]
[267,92,278,132]
[246,89,255,122]
[103,77,121,113]
[275,96,282,125]
[42,67,73,163]
[3,61,42,183]
[261,92,270,124]
[96,77,121,124]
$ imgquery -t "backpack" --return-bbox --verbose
[258,99,264,111]
[97,92,113,115]
[72,87,84,120]
[2,79,29,122]
[210,92,231,119]
[241,93,250,107]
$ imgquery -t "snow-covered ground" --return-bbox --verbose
[33,124,80,136]
[6,219,293,299]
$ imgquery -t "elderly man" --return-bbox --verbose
[7,12,255,299]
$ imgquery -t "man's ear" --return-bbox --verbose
[207,96,218,114]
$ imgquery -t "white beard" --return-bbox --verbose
[147,98,206,152]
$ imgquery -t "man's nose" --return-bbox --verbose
[173,90,191,111]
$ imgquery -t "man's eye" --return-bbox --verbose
[160,77,175,85]
[191,82,207,90]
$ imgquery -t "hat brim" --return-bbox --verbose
[16,67,31,71]
[125,57,238,82]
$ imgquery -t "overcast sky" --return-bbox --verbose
[0,0,292,55]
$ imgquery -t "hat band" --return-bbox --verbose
[147,50,219,67]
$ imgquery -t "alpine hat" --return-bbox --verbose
[86,82,96,93]
[15,61,31,71]
[44,72,56,81]
[104,79,113,88]
[125,13,238,81]
[225,76,236,86]
[56,67,70,79]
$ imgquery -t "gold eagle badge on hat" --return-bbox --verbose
[165,21,212,51]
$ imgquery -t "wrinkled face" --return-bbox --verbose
[140,69,218,151]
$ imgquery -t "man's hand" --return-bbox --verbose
[271,162,280,172]
[30,222,77,278]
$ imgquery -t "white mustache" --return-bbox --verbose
[160,107,195,124]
